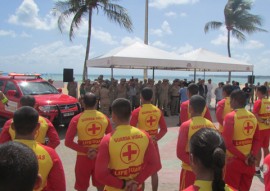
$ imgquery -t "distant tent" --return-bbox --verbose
[87,42,253,81]
[180,48,253,72]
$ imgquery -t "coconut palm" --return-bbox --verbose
[204,0,267,57]
[53,0,133,80]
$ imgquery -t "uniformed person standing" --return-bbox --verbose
[117,78,128,99]
[170,80,180,116]
[99,83,110,117]
[159,79,170,116]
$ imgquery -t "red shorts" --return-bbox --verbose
[179,169,196,191]
[260,130,270,148]
[225,157,255,191]
[75,155,102,190]
[154,142,161,172]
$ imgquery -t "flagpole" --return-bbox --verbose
[143,0,148,80]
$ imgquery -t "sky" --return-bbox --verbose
[0,0,269,77]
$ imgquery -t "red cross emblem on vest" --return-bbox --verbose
[243,120,255,136]
[86,122,102,136]
[266,105,270,112]
[145,115,157,127]
[120,142,140,164]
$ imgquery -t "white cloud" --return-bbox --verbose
[8,0,56,30]
[210,27,238,47]
[92,28,117,45]
[150,0,199,9]
[120,37,143,46]
[0,41,89,73]
[150,20,172,37]
[0,29,16,37]
[165,11,177,17]
[20,31,32,38]
[244,40,264,50]
[180,12,187,17]
[172,43,194,54]
[150,29,163,37]
[161,21,172,34]
[151,41,170,48]
[60,17,117,45]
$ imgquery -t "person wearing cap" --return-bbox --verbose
[117,78,128,99]
[159,79,170,116]
[48,79,54,85]
[67,77,78,98]
[198,79,208,100]
[109,79,118,113]
[99,82,110,117]
[170,80,180,116]
[206,79,213,108]
[84,79,92,93]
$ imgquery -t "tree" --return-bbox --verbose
[204,0,267,57]
[53,0,133,80]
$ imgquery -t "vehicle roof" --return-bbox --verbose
[0,75,47,83]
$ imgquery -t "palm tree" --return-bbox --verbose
[204,0,267,57]
[53,0,133,80]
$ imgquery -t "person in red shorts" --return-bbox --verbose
[183,128,236,191]
[180,83,212,124]
[12,106,66,191]
[253,85,270,175]
[130,87,167,191]
[65,92,112,191]
[177,95,216,190]
[263,154,270,191]
[0,95,60,149]
[215,85,233,133]
[223,90,260,191]
[95,98,161,191]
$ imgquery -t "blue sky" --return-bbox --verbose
[0,0,269,77]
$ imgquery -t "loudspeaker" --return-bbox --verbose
[63,68,73,82]
[248,75,255,84]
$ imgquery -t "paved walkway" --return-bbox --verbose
[56,108,265,191]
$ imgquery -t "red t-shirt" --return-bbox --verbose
[180,100,212,123]
[130,104,167,141]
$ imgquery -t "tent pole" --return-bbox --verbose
[228,71,231,83]
[111,67,114,80]
[194,69,196,82]
[152,68,155,80]
[250,70,254,111]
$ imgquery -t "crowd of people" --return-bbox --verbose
[1,77,270,191]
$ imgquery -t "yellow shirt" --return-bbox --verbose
[15,139,53,191]
[9,116,49,144]
[105,125,149,191]
[137,104,161,137]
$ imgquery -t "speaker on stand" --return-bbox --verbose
[247,75,255,84]
[63,68,74,82]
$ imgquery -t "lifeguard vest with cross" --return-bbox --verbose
[76,110,109,155]
[137,104,161,138]
[105,125,149,190]
[227,108,258,157]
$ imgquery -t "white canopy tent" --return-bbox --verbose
[87,42,254,81]
[87,42,188,70]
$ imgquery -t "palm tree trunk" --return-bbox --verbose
[83,8,93,81]
[227,29,231,58]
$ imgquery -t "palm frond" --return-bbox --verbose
[69,7,87,40]
[231,28,246,42]
[101,3,133,32]
[204,21,223,33]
